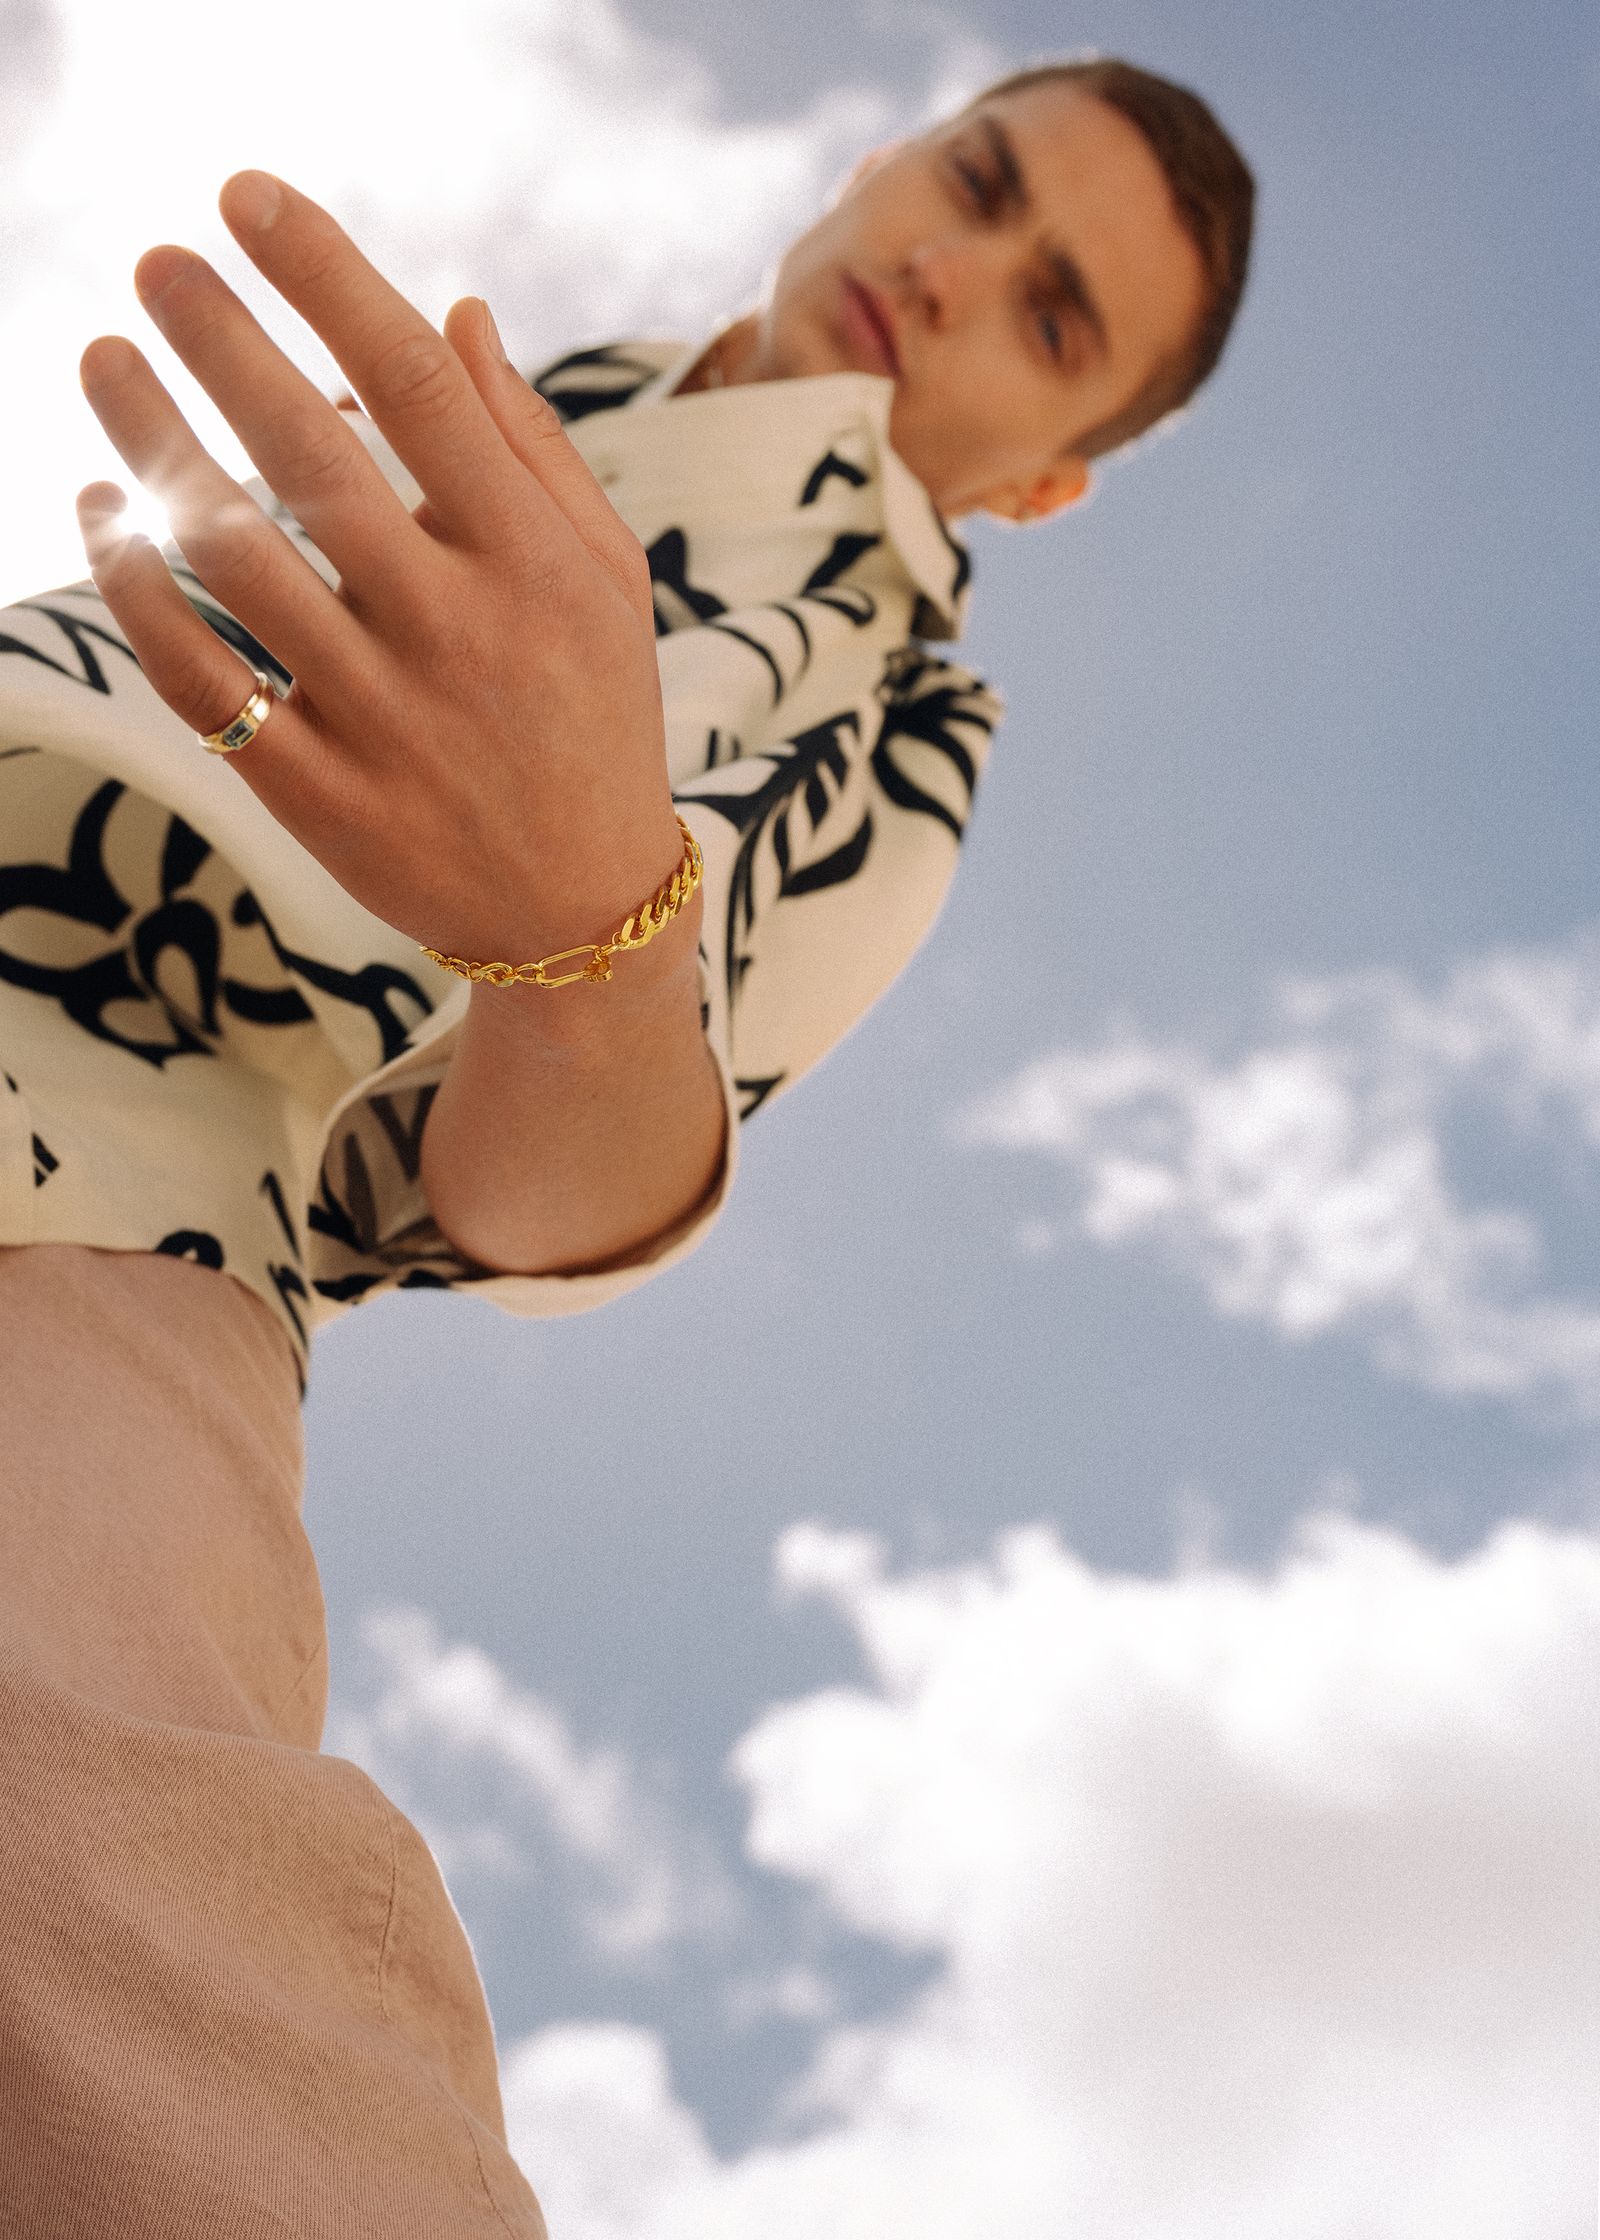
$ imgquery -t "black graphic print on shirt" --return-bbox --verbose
[799,450,870,507]
[4,1066,59,1188]
[870,649,985,839]
[690,649,989,1018]
[0,777,430,1072]
[647,527,727,634]
[693,711,872,1002]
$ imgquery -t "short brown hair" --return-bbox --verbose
[963,56,1255,458]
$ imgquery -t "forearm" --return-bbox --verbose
[417,891,728,1276]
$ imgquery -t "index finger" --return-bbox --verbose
[218,170,541,554]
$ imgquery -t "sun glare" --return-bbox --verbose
[114,482,177,551]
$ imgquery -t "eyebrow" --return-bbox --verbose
[978,112,1109,360]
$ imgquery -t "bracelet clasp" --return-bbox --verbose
[420,815,702,992]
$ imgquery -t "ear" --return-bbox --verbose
[972,455,1092,526]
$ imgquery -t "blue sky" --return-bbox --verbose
[6,0,1600,2230]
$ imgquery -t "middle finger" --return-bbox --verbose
[133,243,429,613]
[217,171,545,556]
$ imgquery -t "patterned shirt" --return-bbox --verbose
[0,339,1002,1387]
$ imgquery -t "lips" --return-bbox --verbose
[840,274,900,377]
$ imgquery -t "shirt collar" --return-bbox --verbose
[617,340,973,642]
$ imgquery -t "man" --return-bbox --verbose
[0,55,1252,2236]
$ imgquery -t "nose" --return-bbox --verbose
[897,235,997,332]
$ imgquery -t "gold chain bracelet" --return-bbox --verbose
[421,815,703,989]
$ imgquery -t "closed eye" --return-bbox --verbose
[945,153,1071,365]
[951,155,1002,217]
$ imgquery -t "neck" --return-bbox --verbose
[674,311,762,396]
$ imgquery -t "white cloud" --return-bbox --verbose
[498,1509,1600,2238]
[0,0,997,603]
[958,928,1600,1416]
[501,2022,719,2240]
[327,1605,739,1960]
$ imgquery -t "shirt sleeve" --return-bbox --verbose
[302,645,1000,1325]
[671,642,1004,1122]
[303,959,743,1325]
[244,408,1000,1326]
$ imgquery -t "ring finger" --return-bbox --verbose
[76,479,362,867]
[76,479,310,756]
[79,332,370,708]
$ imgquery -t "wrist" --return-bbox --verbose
[461,886,705,1056]
[424,801,698,992]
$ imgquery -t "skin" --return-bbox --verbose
[72,93,1206,1277]
[77,176,723,1280]
[680,80,1208,523]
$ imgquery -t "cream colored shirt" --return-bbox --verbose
[0,339,1002,1386]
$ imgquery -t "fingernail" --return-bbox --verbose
[81,336,139,390]
[227,171,283,231]
[136,246,197,303]
[75,485,143,564]
[76,482,126,523]
[480,299,510,365]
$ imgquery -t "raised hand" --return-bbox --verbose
[75,169,685,972]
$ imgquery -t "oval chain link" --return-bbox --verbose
[421,815,703,989]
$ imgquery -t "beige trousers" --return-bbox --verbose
[0,1244,548,2238]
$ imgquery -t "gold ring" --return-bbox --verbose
[200,669,276,755]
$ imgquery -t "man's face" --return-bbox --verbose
[744,81,1208,520]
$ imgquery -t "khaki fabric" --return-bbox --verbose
[0,1243,547,2238]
